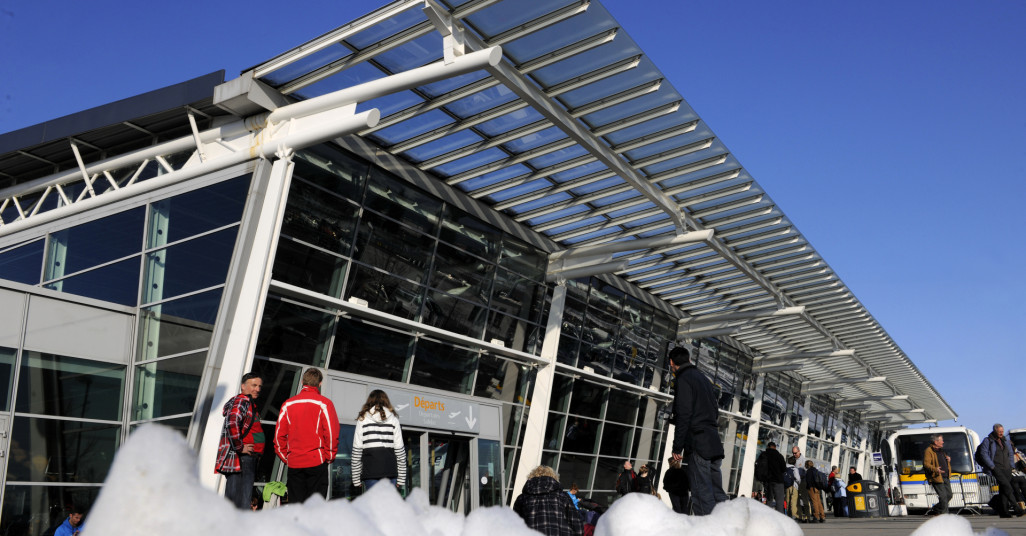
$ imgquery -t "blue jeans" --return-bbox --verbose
[224,454,256,509]
[686,452,728,515]
[365,478,398,490]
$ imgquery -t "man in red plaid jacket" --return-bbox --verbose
[215,372,263,509]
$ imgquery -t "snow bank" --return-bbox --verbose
[86,425,1008,536]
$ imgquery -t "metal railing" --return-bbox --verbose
[953,472,997,515]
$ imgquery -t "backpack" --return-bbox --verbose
[783,467,797,488]
[754,452,770,482]
[975,439,989,470]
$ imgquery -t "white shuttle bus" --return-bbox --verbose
[881,426,993,512]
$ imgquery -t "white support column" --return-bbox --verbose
[856,436,869,477]
[719,398,741,492]
[511,281,566,500]
[829,426,843,470]
[196,151,296,490]
[737,373,766,496]
[797,395,812,454]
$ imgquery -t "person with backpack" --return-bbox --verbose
[755,442,787,513]
[801,460,826,523]
[978,424,1025,518]
[614,460,636,497]
[785,455,805,521]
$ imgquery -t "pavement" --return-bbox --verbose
[796,514,1026,535]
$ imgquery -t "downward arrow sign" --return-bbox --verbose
[465,406,477,429]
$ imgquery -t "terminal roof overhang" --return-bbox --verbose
[0,0,955,424]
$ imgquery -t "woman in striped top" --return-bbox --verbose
[352,390,407,492]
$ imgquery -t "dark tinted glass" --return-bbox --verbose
[147,175,250,246]
[47,207,144,277]
[6,417,120,482]
[473,354,529,401]
[248,359,302,421]
[599,423,632,457]
[281,180,360,256]
[345,263,424,321]
[132,351,207,420]
[328,317,412,382]
[549,374,573,412]
[44,257,139,306]
[430,242,494,304]
[408,338,478,395]
[439,207,501,261]
[138,289,222,359]
[421,290,487,338]
[142,227,237,302]
[563,418,600,454]
[0,485,100,536]
[255,299,334,367]
[16,353,125,420]
[490,268,542,320]
[352,210,434,284]
[272,238,348,297]
[364,168,442,235]
[605,390,639,424]
[544,414,566,451]
[594,457,621,492]
[559,452,594,488]
[569,380,605,419]
[0,348,13,411]
[294,144,368,202]
[498,236,545,282]
[0,240,43,284]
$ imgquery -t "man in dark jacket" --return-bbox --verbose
[513,466,583,536]
[802,461,826,523]
[758,442,787,513]
[668,346,726,515]
[614,460,636,497]
[980,424,1025,517]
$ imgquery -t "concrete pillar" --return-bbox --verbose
[737,373,766,496]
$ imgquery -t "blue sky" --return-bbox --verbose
[2,1,1024,439]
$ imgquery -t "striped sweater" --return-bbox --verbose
[352,407,407,487]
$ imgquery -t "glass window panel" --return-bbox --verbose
[430,242,494,305]
[563,417,600,455]
[594,457,621,492]
[502,9,617,65]
[417,70,489,98]
[487,179,553,204]
[474,355,529,403]
[582,92,685,135]
[142,227,237,303]
[147,175,250,247]
[137,289,221,360]
[7,417,120,482]
[43,257,139,306]
[402,130,482,162]
[439,207,502,262]
[502,127,566,153]
[544,414,566,451]
[272,239,348,298]
[465,0,579,35]
[558,452,595,489]
[421,290,488,339]
[345,263,425,321]
[281,180,361,256]
[345,9,426,48]
[0,239,44,284]
[131,416,190,437]
[16,353,125,420]
[478,439,504,507]
[374,33,442,72]
[132,351,206,421]
[358,90,424,117]
[45,208,143,279]
[364,168,443,235]
[293,145,368,202]
[444,85,518,119]
[254,299,333,368]
[599,423,632,458]
[0,348,13,411]
[568,380,604,419]
[556,335,579,367]
[249,359,302,422]
[262,44,352,86]
[0,485,100,536]
[433,148,509,178]
[457,164,531,193]
[328,317,412,383]
[476,107,544,137]
[605,390,638,425]
[498,237,546,282]
[408,338,477,395]
[371,109,455,145]
[549,374,573,412]
[504,405,525,446]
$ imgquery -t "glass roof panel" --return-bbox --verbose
[418,71,490,97]
[542,215,606,237]
[487,179,552,203]
[374,33,443,72]
[294,61,386,99]
[530,40,642,88]
[502,126,567,153]
[592,190,642,207]
[623,132,713,162]
[607,201,654,219]
[526,145,588,168]
[579,90,682,129]
[563,227,622,244]
[500,10,617,65]
[262,45,353,87]
[556,63,662,109]
[402,130,483,162]
[504,192,577,215]
[345,8,427,49]
[370,109,456,145]
[463,0,580,36]
[623,213,669,229]
[445,85,519,118]
[569,176,622,195]
[476,108,544,137]
[433,148,509,177]
[550,161,605,183]
[456,163,528,187]
[357,90,425,116]
[601,111,699,145]
[522,203,588,225]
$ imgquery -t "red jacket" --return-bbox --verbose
[274,386,339,469]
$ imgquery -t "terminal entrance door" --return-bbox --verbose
[403,430,473,513]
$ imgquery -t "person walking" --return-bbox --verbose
[352,389,407,493]
[802,460,826,523]
[923,433,952,515]
[980,424,1025,517]
[274,368,340,503]
[513,466,584,536]
[215,372,263,509]
[756,442,787,513]
[668,346,727,515]
[663,456,691,514]
[785,455,805,521]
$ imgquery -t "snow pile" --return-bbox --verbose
[87,425,1007,536]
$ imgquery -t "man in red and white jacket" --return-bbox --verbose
[274,368,339,503]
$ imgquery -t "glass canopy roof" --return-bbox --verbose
[251,0,954,422]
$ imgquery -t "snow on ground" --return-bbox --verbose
[87,425,1006,536]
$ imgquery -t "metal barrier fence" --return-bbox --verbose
[919,472,996,515]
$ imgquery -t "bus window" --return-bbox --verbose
[1009,431,1026,451]
[894,433,974,474]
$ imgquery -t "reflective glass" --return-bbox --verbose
[456,163,531,192]
[563,417,600,455]
[501,9,617,65]
[358,90,425,117]
[549,374,572,412]
[0,485,100,536]
[438,207,502,261]
[345,263,425,321]
[421,290,487,338]
[6,417,119,483]
[45,207,143,279]
[402,130,482,162]
[0,239,43,284]
[581,91,682,132]
[371,110,455,145]
[137,289,222,360]
[603,113,699,146]
[599,423,632,457]
[293,145,368,202]
[545,414,566,451]
[272,239,348,298]
[374,33,442,72]
[0,348,13,411]
[248,359,302,422]
[364,168,443,235]
[146,175,250,247]
[485,311,541,356]
[559,66,662,109]
[568,380,605,419]
[281,180,360,256]
[430,243,494,305]
[408,338,477,395]
[593,457,621,492]
[479,439,504,507]
[523,204,589,226]
[262,45,352,86]
[255,299,334,367]
[476,108,543,137]
[465,0,578,35]
[605,390,638,425]
[16,353,125,420]
[473,355,529,402]
[345,9,427,48]
[433,148,509,177]
[531,40,641,87]
[353,208,437,281]
[417,71,489,98]
[526,145,588,169]
[295,62,384,100]
[556,335,579,367]
[558,452,595,488]
[133,351,206,421]
[486,179,552,204]
[489,268,542,320]
[444,85,518,119]
[142,227,237,303]
[44,257,139,306]
[499,237,546,282]
[502,127,566,153]
[328,317,412,383]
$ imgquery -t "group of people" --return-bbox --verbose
[926,424,1026,518]
[754,442,862,523]
[215,367,406,508]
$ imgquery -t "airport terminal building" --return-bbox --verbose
[0,0,956,531]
